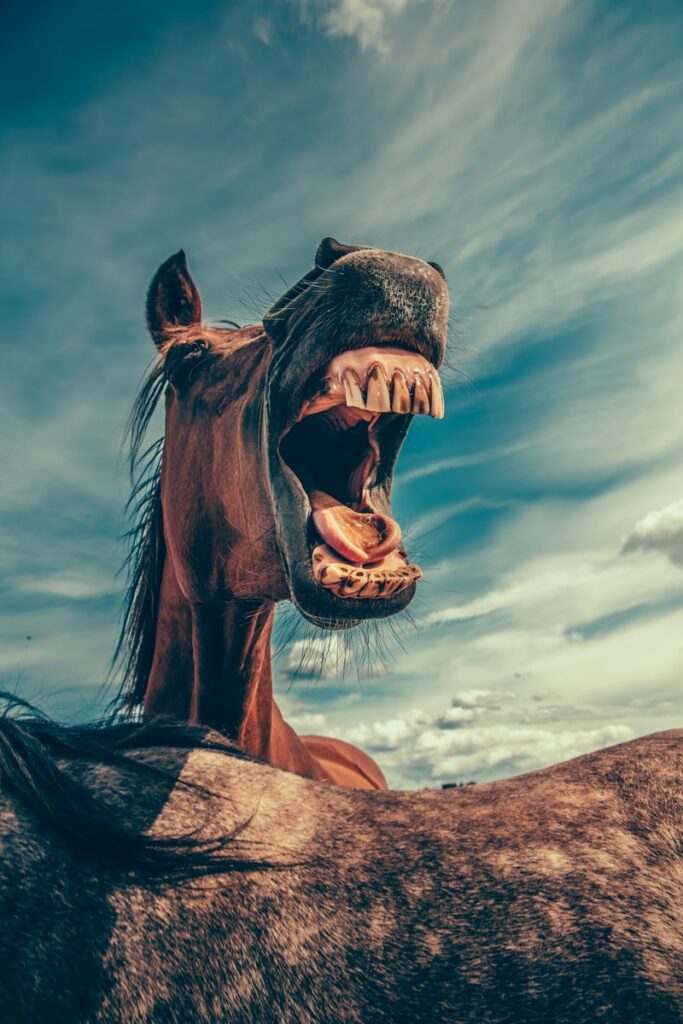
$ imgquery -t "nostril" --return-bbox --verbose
[428,261,446,280]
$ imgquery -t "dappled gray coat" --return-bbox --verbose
[1,717,683,1023]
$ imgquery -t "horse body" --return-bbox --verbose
[117,239,448,790]
[1,719,682,1022]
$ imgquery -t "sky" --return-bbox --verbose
[2,0,683,787]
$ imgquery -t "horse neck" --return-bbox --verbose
[144,556,276,758]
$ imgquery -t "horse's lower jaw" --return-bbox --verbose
[288,573,418,629]
[271,348,430,621]
[312,542,421,599]
[277,504,419,623]
[307,489,420,598]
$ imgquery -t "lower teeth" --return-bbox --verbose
[317,561,421,598]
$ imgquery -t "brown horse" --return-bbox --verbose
[1,704,683,1022]
[116,238,448,791]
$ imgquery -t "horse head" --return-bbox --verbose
[147,238,448,626]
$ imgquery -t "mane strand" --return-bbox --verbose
[112,360,167,710]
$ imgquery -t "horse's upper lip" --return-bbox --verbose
[294,346,445,424]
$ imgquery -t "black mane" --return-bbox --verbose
[113,360,167,710]
[0,693,269,878]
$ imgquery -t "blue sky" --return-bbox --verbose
[2,0,683,786]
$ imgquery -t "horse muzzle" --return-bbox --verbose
[265,240,449,625]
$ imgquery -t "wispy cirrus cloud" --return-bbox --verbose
[396,444,528,486]
[18,571,116,601]
[253,16,273,45]
[3,0,683,787]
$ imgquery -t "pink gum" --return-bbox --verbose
[325,346,437,387]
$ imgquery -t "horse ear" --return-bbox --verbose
[263,237,368,343]
[146,251,202,348]
[314,236,367,269]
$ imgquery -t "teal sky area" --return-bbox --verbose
[2,0,683,785]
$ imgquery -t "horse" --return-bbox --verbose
[1,699,682,1022]
[115,238,448,791]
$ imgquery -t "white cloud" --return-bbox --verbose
[451,688,516,709]
[424,724,633,781]
[622,499,683,568]
[253,16,273,45]
[286,711,329,732]
[343,706,432,750]
[397,445,528,486]
[270,467,683,788]
[425,465,683,632]
[434,690,517,727]
[416,489,683,715]
[438,704,476,726]
[412,497,508,536]
[342,690,633,785]
[425,560,601,626]
[313,0,430,54]
[18,571,116,601]
[283,623,389,680]
[286,635,349,678]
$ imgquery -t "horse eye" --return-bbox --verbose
[165,339,208,384]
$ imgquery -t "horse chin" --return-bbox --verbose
[284,536,419,630]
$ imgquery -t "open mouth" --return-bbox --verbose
[279,346,444,601]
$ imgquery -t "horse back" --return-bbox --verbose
[1,732,683,1022]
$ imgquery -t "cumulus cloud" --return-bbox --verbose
[309,0,430,54]
[342,688,632,786]
[283,623,388,680]
[434,690,517,729]
[621,499,683,568]
[342,706,432,751]
[415,724,632,782]
[452,688,516,710]
[286,710,329,732]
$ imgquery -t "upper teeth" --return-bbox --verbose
[300,346,445,420]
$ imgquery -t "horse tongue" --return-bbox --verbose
[310,490,401,566]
